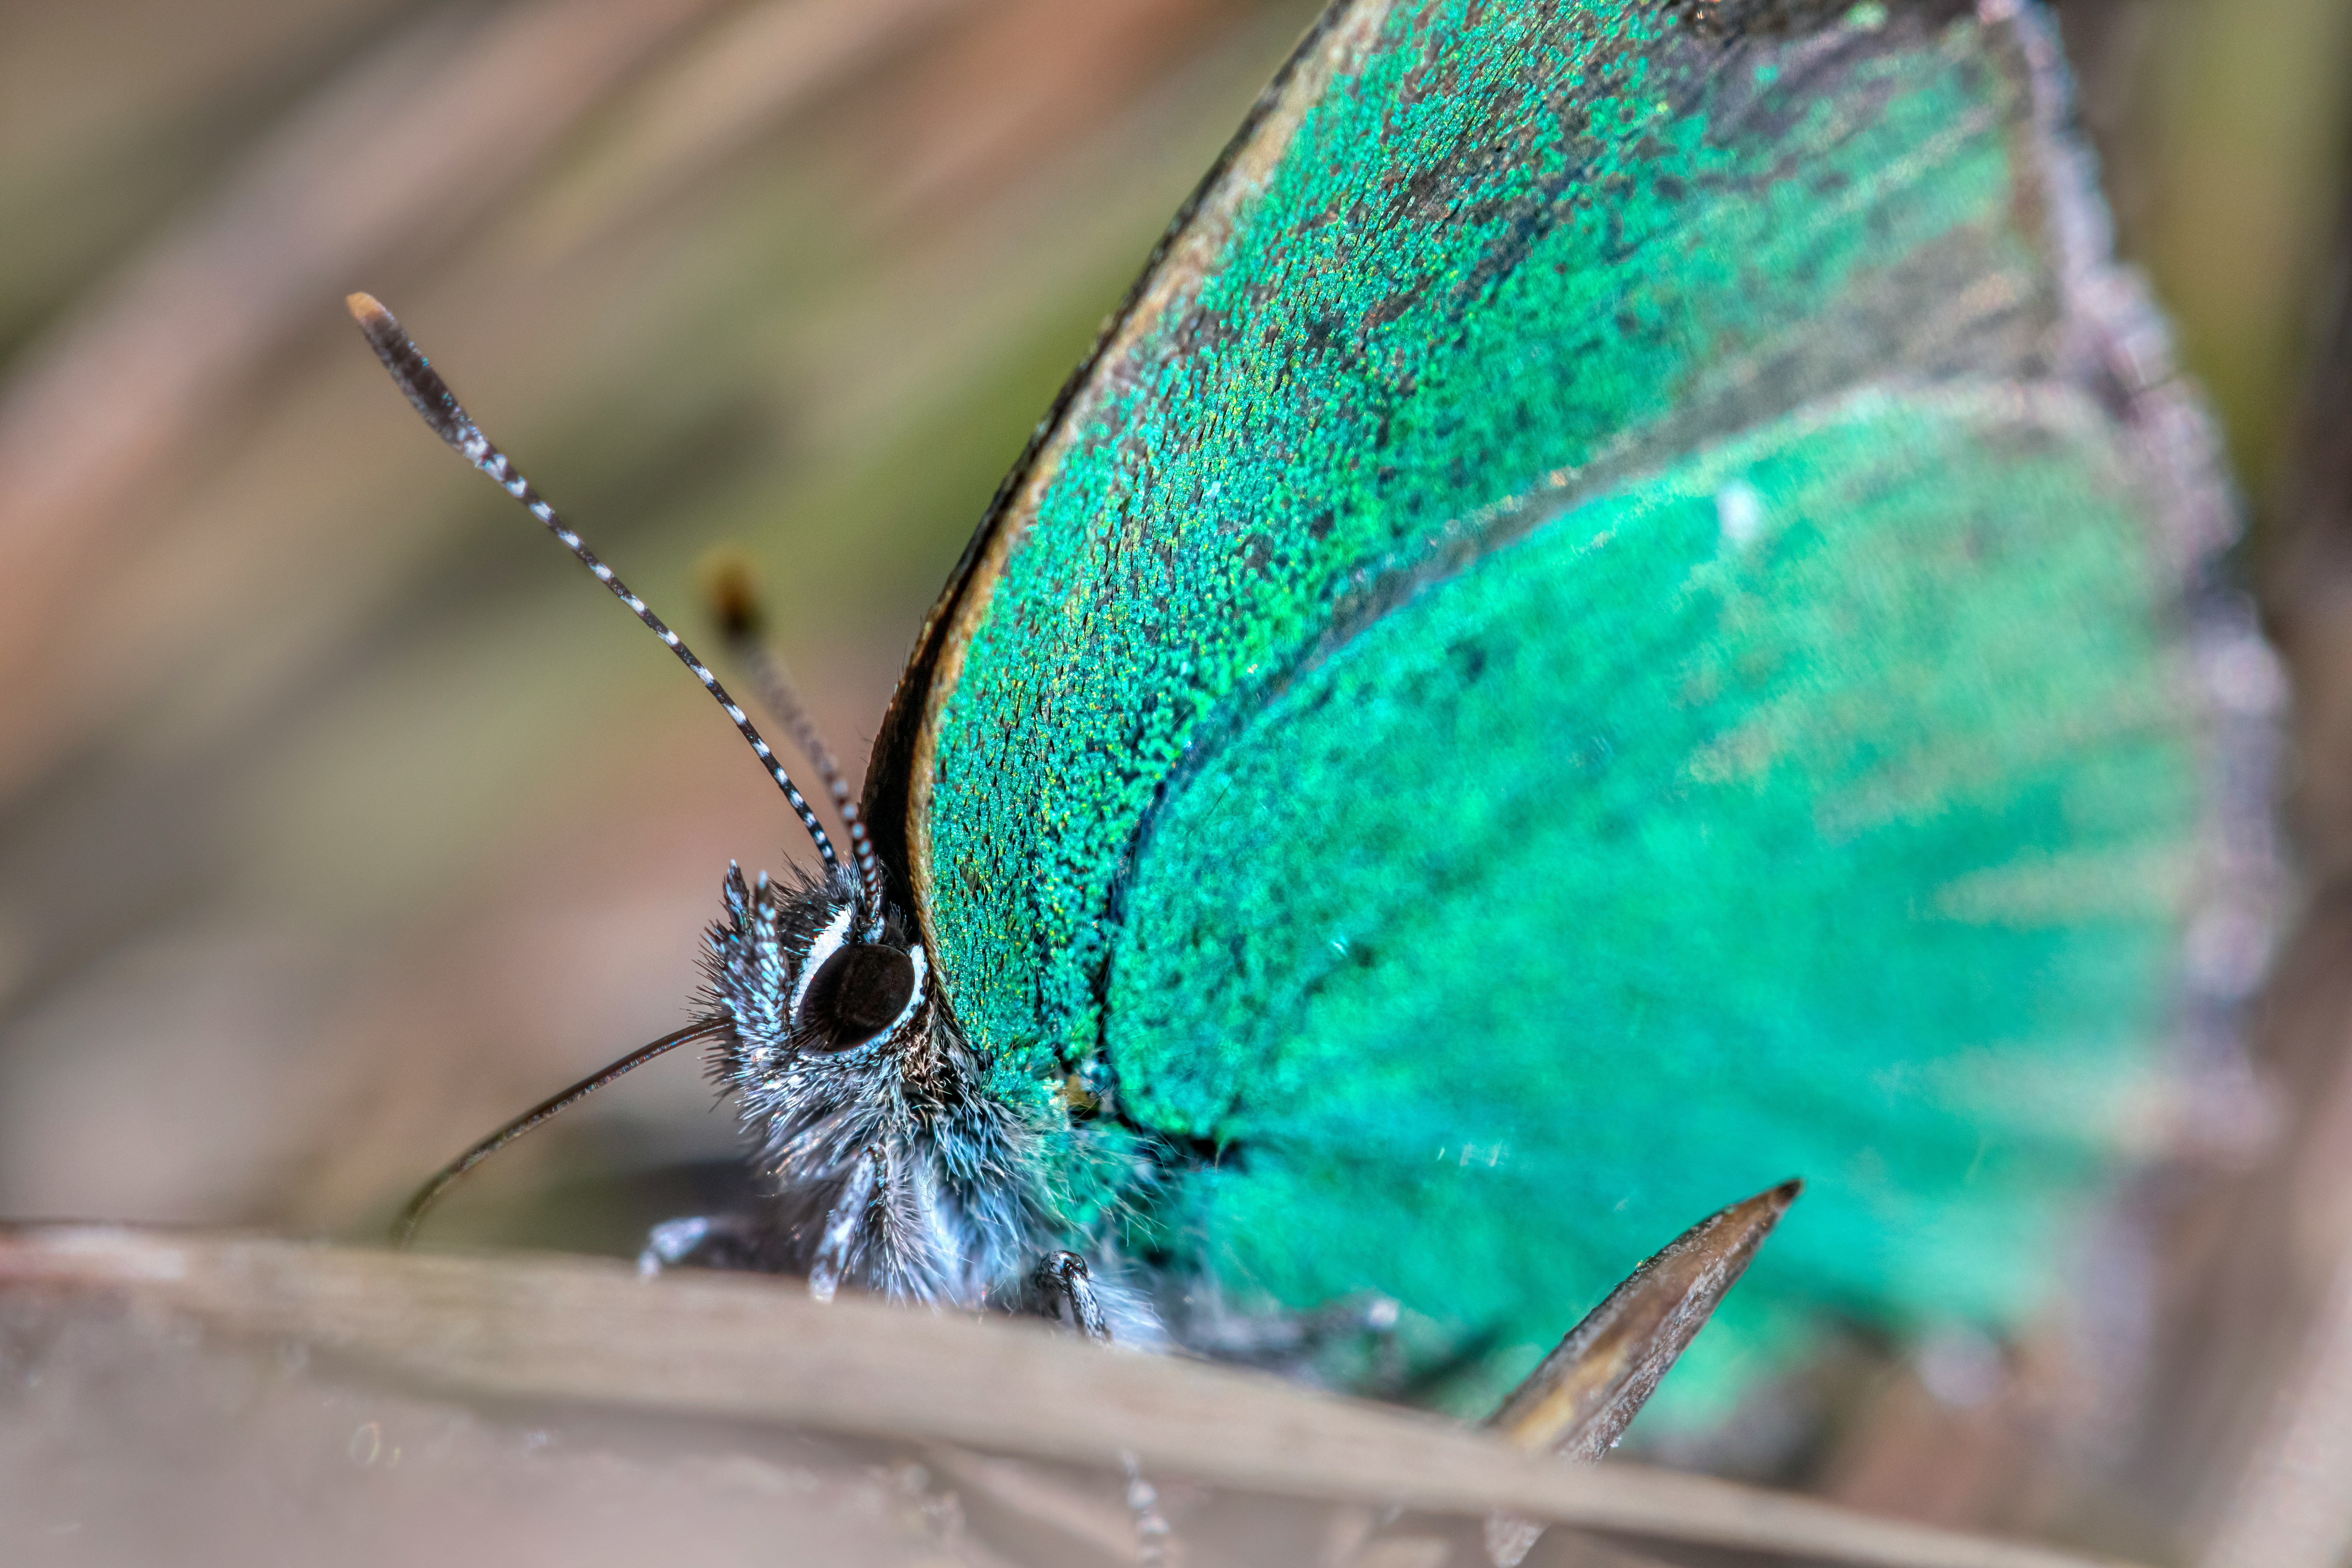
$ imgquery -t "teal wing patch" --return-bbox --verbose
[1108,386,2194,1416]
[910,0,2210,1413]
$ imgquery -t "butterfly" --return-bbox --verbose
[355,0,2228,1428]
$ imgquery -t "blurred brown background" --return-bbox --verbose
[0,0,1329,1242]
[2,0,2352,1562]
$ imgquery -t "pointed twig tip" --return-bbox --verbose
[1486,1177,1805,1471]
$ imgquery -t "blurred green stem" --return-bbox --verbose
[2141,0,2352,516]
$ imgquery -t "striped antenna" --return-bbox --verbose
[346,293,843,877]
[703,551,883,912]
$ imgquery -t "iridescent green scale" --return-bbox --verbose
[863,0,2214,1416]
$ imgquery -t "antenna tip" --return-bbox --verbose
[700,546,766,639]
[345,291,389,324]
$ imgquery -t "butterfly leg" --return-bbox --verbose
[635,1213,776,1275]
[1033,1250,1111,1342]
[1120,1449,1174,1565]
[1166,1287,1403,1386]
[808,1148,880,1303]
[1033,1253,1180,1561]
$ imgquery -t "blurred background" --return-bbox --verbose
[1,0,2351,1562]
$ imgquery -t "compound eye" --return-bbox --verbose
[799,941,916,1049]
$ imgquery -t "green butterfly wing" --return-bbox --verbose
[871,0,2215,1414]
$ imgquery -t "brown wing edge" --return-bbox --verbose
[858,0,1396,926]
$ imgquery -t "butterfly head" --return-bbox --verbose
[697,860,1042,1301]
[702,862,937,1090]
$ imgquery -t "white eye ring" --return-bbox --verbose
[790,901,929,1052]
[790,903,856,1019]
